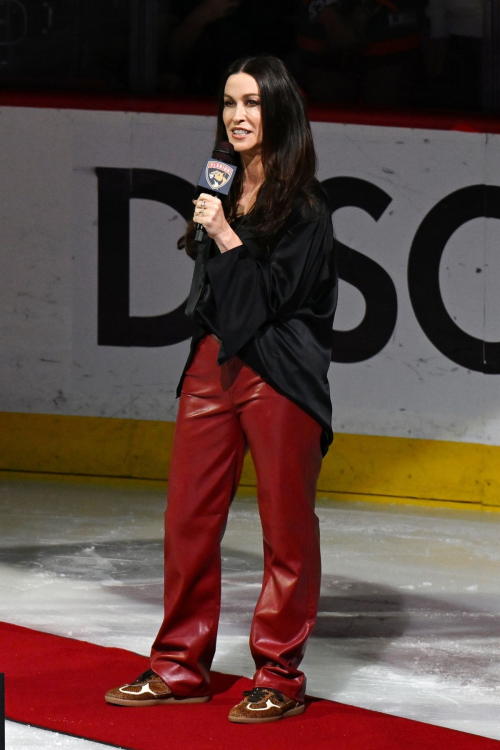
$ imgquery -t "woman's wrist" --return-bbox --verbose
[214,225,243,254]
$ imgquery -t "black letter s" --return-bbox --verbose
[322,177,398,363]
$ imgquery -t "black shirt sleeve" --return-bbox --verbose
[205,211,332,362]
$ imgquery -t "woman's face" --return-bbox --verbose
[223,72,263,157]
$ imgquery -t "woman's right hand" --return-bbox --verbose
[193,193,242,253]
[197,0,242,24]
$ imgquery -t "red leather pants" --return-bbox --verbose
[150,334,323,702]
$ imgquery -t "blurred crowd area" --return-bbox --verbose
[0,0,489,111]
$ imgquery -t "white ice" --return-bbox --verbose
[1,476,499,748]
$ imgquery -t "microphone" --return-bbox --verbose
[195,141,237,242]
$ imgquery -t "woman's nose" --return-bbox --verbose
[233,101,246,120]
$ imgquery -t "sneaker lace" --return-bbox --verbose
[243,687,285,703]
[132,669,156,684]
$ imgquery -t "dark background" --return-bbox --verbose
[0,0,497,112]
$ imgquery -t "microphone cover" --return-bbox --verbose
[212,141,236,165]
[197,141,237,196]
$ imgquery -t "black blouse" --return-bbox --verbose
[178,194,338,456]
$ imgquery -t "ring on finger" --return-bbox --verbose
[200,200,206,209]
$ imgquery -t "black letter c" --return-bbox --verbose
[408,185,500,374]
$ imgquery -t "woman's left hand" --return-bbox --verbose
[193,193,228,241]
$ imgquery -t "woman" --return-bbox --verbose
[105,55,337,724]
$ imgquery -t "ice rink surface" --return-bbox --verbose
[1,475,499,748]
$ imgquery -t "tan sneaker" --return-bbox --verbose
[105,669,210,706]
[228,687,305,724]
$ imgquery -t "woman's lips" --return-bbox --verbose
[232,129,252,139]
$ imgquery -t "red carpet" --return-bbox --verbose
[2,622,499,750]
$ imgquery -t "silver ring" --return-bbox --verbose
[200,200,206,209]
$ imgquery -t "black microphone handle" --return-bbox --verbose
[195,223,205,243]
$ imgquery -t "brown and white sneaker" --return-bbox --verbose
[228,687,305,724]
[105,669,210,707]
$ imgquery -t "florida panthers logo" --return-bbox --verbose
[206,161,234,190]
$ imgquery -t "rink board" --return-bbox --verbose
[1,103,499,506]
[1,412,499,510]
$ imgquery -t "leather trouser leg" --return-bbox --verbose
[150,335,323,701]
[238,368,323,702]
[150,335,247,697]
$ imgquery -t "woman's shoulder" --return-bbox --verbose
[290,183,332,226]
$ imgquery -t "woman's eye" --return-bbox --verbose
[224,100,234,107]
[247,100,260,106]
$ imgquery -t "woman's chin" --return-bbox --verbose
[231,142,262,159]
[232,140,253,151]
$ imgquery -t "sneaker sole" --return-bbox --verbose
[228,702,305,724]
[105,694,211,707]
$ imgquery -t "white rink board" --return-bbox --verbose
[0,107,499,444]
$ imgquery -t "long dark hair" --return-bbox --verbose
[181,55,321,258]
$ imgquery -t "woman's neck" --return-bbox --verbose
[241,151,264,189]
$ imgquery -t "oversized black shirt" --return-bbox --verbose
[177,195,338,456]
